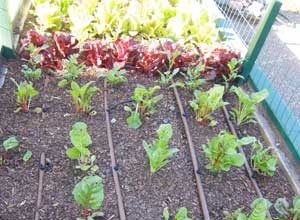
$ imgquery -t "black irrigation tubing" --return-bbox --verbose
[103,79,127,220]
[222,105,272,218]
[171,84,211,220]
[34,153,45,220]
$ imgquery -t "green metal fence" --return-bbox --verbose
[212,0,300,161]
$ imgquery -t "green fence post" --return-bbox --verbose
[241,0,282,83]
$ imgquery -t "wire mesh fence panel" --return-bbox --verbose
[210,0,300,160]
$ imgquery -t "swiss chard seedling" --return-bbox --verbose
[251,141,277,177]
[70,81,99,114]
[224,198,272,220]
[11,78,39,112]
[58,54,85,88]
[1,136,19,165]
[202,131,256,172]
[230,86,268,126]
[66,122,98,172]
[274,196,300,220]
[73,175,104,219]
[143,124,178,173]
[222,58,243,91]
[163,207,193,220]
[189,84,226,125]
[158,51,180,86]
[125,85,163,129]
[174,64,205,90]
[99,65,128,85]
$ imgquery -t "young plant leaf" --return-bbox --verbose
[23,150,33,162]
[73,175,104,211]
[3,137,19,151]
[202,131,256,172]
[143,124,178,173]
[163,207,170,220]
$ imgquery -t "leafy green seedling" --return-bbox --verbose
[230,86,268,126]
[73,175,104,219]
[99,65,128,85]
[124,106,142,129]
[163,207,170,220]
[11,78,39,112]
[224,198,272,220]
[163,207,192,220]
[25,43,47,67]
[70,81,99,113]
[66,122,98,172]
[21,64,42,81]
[274,196,300,220]
[143,124,178,173]
[251,142,277,176]
[58,54,85,88]
[179,64,205,90]
[189,84,226,125]
[222,58,243,91]
[202,131,256,172]
[23,150,33,162]
[3,137,19,151]
[158,51,180,86]
[125,85,163,129]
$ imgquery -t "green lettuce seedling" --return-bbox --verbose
[202,131,256,172]
[11,78,39,112]
[189,84,226,125]
[251,142,277,176]
[224,198,272,220]
[73,175,104,219]
[230,86,268,126]
[143,124,178,173]
[274,196,300,220]
[66,122,98,172]
[70,81,99,113]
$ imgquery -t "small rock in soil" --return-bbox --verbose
[111,118,116,124]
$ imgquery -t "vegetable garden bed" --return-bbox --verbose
[0,0,299,220]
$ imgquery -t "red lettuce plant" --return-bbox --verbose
[79,40,114,69]
[112,38,140,68]
[53,32,79,58]
[39,48,63,70]
[204,48,240,79]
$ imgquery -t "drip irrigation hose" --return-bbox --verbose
[172,84,211,220]
[104,80,127,220]
[222,105,272,218]
[34,153,45,220]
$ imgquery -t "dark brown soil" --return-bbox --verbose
[0,58,119,220]
[107,73,203,220]
[0,56,297,220]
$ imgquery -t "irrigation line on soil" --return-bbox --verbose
[34,153,45,220]
[222,105,272,218]
[104,79,127,220]
[172,85,211,220]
